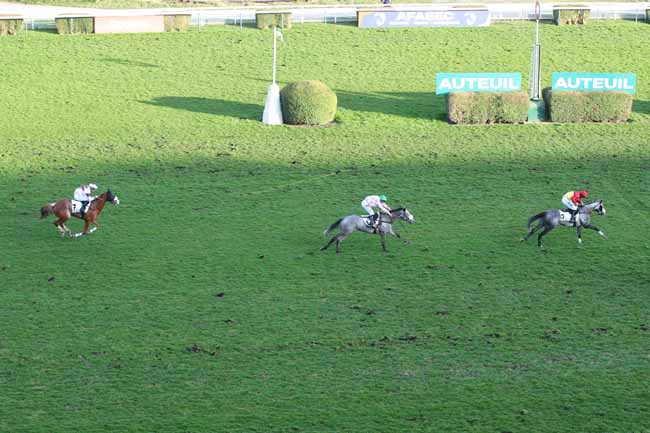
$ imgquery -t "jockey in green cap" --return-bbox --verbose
[361,194,392,229]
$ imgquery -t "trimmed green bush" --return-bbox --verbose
[256,12,292,30]
[164,14,190,32]
[0,17,23,36]
[447,92,529,124]
[56,16,94,34]
[646,8,649,23]
[553,6,590,25]
[280,80,337,126]
[543,89,632,123]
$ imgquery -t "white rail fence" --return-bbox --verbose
[16,3,650,30]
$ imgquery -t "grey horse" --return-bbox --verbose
[522,200,607,247]
[321,208,415,254]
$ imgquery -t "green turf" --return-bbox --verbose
[1,22,649,433]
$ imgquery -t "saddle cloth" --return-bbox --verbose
[71,199,84,214]
[559,210,578,226]
[361,215,375,228]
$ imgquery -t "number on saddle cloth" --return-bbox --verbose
[559,210,578,226]
[71,199,90,216]
[71,200,84,214]
[363,214,377,228]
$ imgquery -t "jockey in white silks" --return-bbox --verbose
[361,194,392,228]
[73,183,97,215]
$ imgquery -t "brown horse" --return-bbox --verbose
[40,190,120,237]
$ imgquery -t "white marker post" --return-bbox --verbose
[262,26,284,125]
[528,0,545,122]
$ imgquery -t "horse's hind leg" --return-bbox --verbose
[53,217,68,237]
[334,234,349,254]
[522,222,544,241]
[537,227,553,247]
[320,235,338,251]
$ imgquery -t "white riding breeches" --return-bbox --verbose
[562,197,578,210]
[361,204,375,216]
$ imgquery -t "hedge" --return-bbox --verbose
[646,8,650,23]
[542,88,632,123]
[553,6,590,25]
[0,17,23,36]
[256,12,292,30]
[280,80,337,126]
[164,14,190,32]
[446,92,529,124]
[56,16,94,34]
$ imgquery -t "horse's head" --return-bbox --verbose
[594,199,606,216]
[399,208,414,224]
[105,189,120,205]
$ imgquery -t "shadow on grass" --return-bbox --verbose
[142,96,262,120]
[25,28,58,34]
[632,99,650,115]
[337,90,446,120]
[103,58,160,68]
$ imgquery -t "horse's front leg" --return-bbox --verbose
[388,226,410,244]
[577,226,583,244]
[584,224,607,239]
[379,231,387,252]
[82,219,91,234]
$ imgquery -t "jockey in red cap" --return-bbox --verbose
[562,190,588,223]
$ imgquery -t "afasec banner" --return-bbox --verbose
[436,73,522,95]
[358,10,490,28]
[551,73,636,94]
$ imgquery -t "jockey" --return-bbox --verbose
[73,183,98,216]
[562,189,588,222]
[361,194,392,228]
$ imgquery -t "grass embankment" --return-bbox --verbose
[1,22,649,433]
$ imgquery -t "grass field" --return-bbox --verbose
[1,21,650,433]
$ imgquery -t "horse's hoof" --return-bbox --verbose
[520,237,527,242]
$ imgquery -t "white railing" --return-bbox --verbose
[17,3,650,30]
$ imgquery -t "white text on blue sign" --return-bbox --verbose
[551,73,636,94]
[436,73,522,95]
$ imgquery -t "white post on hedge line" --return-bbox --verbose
[263,26,284,125]
[530,0,542,100]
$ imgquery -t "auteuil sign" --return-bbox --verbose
[358,10,490,28]
[552,73,636,94]
[436,73,522,95]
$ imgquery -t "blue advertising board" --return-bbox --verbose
[358,9,490,28]
[551,73,636,94]
[436,73,522,95]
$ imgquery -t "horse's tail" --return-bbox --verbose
[40,203,53,219]
[324,218,343,237]
[527,211,546,228]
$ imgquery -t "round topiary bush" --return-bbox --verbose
[280,80,337,126]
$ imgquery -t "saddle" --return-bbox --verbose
[362,214,378,228]
[71,199,91,216]
[559,208,581,227]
